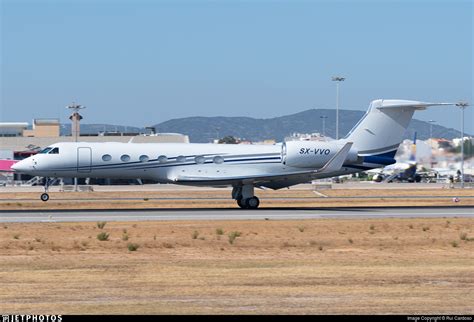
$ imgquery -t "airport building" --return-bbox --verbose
[0,119,190,159]
[0,122,29,137]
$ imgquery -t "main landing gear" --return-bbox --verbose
[237,196,260,209]
[233,185,260,209]
[40,177,57,202]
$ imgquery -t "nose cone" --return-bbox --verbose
[11,160,27,172]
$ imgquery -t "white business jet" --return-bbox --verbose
[12,99,453,208]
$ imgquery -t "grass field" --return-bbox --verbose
[1,217,473,314]
[0,187,473,210]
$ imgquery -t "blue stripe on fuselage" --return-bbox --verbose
[362,149,397,166]
[363,155,396,166]
[46,156,282,172]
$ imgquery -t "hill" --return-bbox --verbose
[152,109,466,143]
[63,109,467,143]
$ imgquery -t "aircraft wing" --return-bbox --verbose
[174,142,353,188]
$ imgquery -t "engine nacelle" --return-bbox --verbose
[282,141,359,168]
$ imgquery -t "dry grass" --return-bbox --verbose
[0,218,473,314]
[0,188,473,210]
[1,187,473,200]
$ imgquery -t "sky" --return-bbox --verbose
[1,0,472,135]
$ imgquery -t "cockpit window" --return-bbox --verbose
[39,147,53,154]
[49,148,59,154]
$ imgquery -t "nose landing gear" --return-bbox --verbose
[40,177,57,202]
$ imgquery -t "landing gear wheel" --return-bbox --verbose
[245,196,260,209]
[40,193,50,202]
[237,198,247,209]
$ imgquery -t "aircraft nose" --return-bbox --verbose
[11,160,27,172]
[11,161,20,171]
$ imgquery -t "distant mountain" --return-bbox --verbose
[62,109,468,143]
[152,109,467,143]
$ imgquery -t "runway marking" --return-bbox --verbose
[313,191,328,198]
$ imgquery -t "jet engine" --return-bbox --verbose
[282,141,359,168]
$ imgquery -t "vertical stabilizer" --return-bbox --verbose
[345,100,453,158]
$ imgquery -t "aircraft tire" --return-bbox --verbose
[245,197,260,209]
[40,193,50,202]
[237,198,247,209]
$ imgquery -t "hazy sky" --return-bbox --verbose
[1,0,472,134]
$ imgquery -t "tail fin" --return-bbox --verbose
[345,99,453,158]
[0,159,18,172]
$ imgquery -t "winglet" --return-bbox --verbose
[316,142,353,174]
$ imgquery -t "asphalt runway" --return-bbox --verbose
[0,207,472,223]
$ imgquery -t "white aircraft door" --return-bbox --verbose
[77,147,92,173]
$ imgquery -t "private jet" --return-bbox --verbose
[12,99,455,208]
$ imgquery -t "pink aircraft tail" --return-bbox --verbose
[0,159,18,172]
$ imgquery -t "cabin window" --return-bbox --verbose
[49,148,59,154]
[39,147,52,154]
[195,156,205,164]
[102,154,112,162]
[139,155,149,162]
[177,155,186,163]
[120,154,131,162]
[213,156,224,164]
[158,155,168,163]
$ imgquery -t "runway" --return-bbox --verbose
[1,207,472,223]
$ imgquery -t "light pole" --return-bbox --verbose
[66,102,86,191]
[320,115,328,139]
[66,103,86,142]
[456,101,469,188]
[216,127,220,143]
[332,76,345,140]
[428,120,436,168]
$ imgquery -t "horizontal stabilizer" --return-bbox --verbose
[374,100,455,110]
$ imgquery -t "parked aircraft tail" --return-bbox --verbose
[0,159,18,172]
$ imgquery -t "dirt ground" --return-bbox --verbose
[1,217,473,314]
